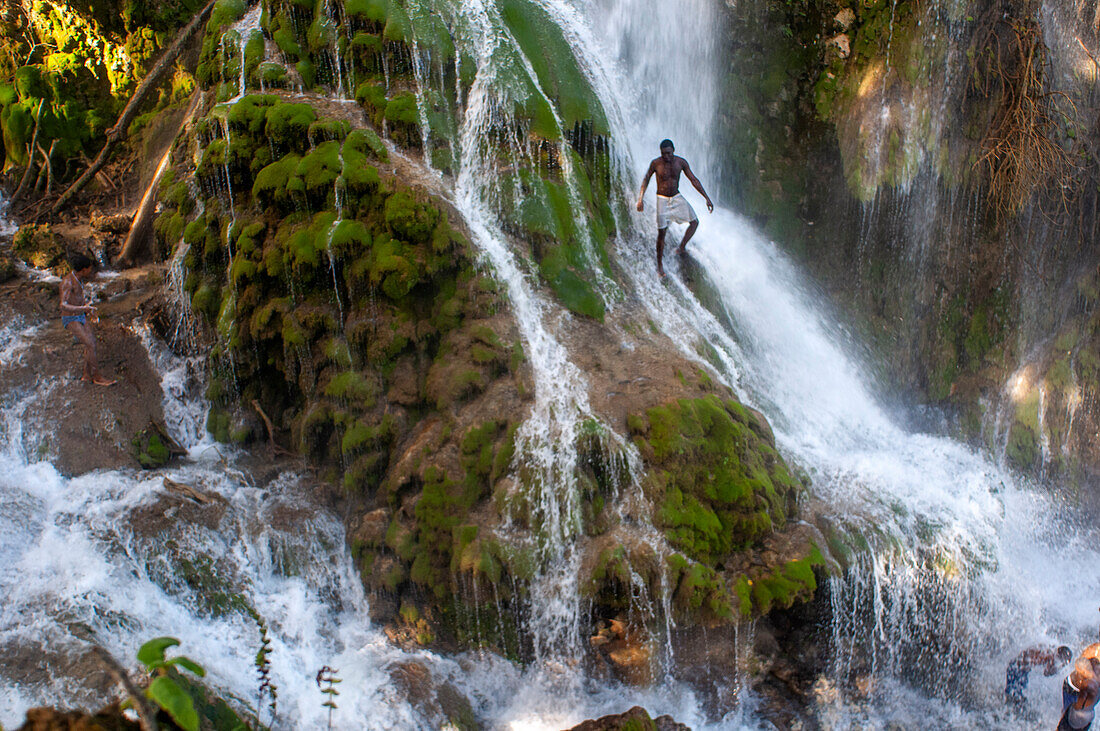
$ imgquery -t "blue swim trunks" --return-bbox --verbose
[1005,661,1029,704]
[61,313,86,327]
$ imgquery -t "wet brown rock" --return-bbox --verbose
[387,660,477,728]
[89,214,132,235]
[16,703,139,731]
[566,706,691,731]
[355,507,392,547]
[0,253,16,283]
[0,269,172,475]
[389,660,433,705]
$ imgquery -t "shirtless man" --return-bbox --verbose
[636,139,713,278]
[60,253,115,386]
[1060,657,1100,731]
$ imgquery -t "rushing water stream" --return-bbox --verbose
[3,0,1099,728]
[582,0,1100,726]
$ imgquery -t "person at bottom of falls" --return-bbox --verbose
[1059,657,1100,730]
[60,253,116,387]
[1004,645,1073,712]
[636,139,713,278]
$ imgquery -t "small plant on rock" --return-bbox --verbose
[315,665,341,729]
[255,619,278,728]
[136,636,206,731]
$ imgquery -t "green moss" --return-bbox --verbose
[12,224,63,268]
[543,265,604,320]
[745,547,825,615]
[384,191,439,242]
[1007,391,1041,471]
[132,426,173,469]
[345,0,388,23]
[265,101,317,148]
[631,396,799,564]
[497,0,607,136]
[666,553,732,622]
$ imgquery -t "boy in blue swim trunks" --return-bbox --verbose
[60,253,115,386]
[1004,644,1071,712]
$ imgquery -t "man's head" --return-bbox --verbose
[660,139,674,162]
[68,253,95,277]
[1059,646,1075,664]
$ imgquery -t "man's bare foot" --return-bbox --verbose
[658,268,666,279]
[92,377,117,386]
[677,245,688,255]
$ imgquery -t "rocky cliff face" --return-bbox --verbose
[0,0,833,712]
[719,0,1100,496]
[164,0,829,670]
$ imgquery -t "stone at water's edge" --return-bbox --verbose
[15,703,139,731]
[566,705,691,731]
[0,269,175,475]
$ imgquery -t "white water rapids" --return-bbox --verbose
[3,0,1098,728]
[583,0,1100,726]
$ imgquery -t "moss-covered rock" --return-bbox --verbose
[131,423,183,469]
[13,224,64,268]
[630,396,801,563]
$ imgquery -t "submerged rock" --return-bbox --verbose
[566,706,691,731]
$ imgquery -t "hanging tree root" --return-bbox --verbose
[36,138,56,195]
[48,0,217,216]
[970,16,1075,222]
[252,399,294,456]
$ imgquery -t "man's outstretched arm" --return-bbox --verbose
[683,161,714,212]
[637,161,656,212]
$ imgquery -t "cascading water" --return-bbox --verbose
[575,0,1100,726]
[416,0,599,664]
[0,190,16,238]
[8,0,1099,728]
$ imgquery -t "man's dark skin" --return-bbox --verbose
[637,142,713,277]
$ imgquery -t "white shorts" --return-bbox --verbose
[656,194,697,229]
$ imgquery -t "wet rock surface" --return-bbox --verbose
[0,268,171,475]
[15,703,139,731]
[566,705,692,730]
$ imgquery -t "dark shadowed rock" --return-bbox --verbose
[16,703,139,731]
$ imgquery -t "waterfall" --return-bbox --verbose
[229,6,264,102]
[7,0,1099,727]
[573,0,1100,726]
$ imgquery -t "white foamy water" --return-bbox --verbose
[573,0,1100,725]
[0,191,16,238]
[0,331,733,730]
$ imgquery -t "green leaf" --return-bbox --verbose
[148,677,200,731]
[167,656,207,677]
[137,637,180,669]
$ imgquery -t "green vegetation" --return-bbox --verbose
[629,396,801,563]
[135,637,208,731]
[0,0,203,179]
